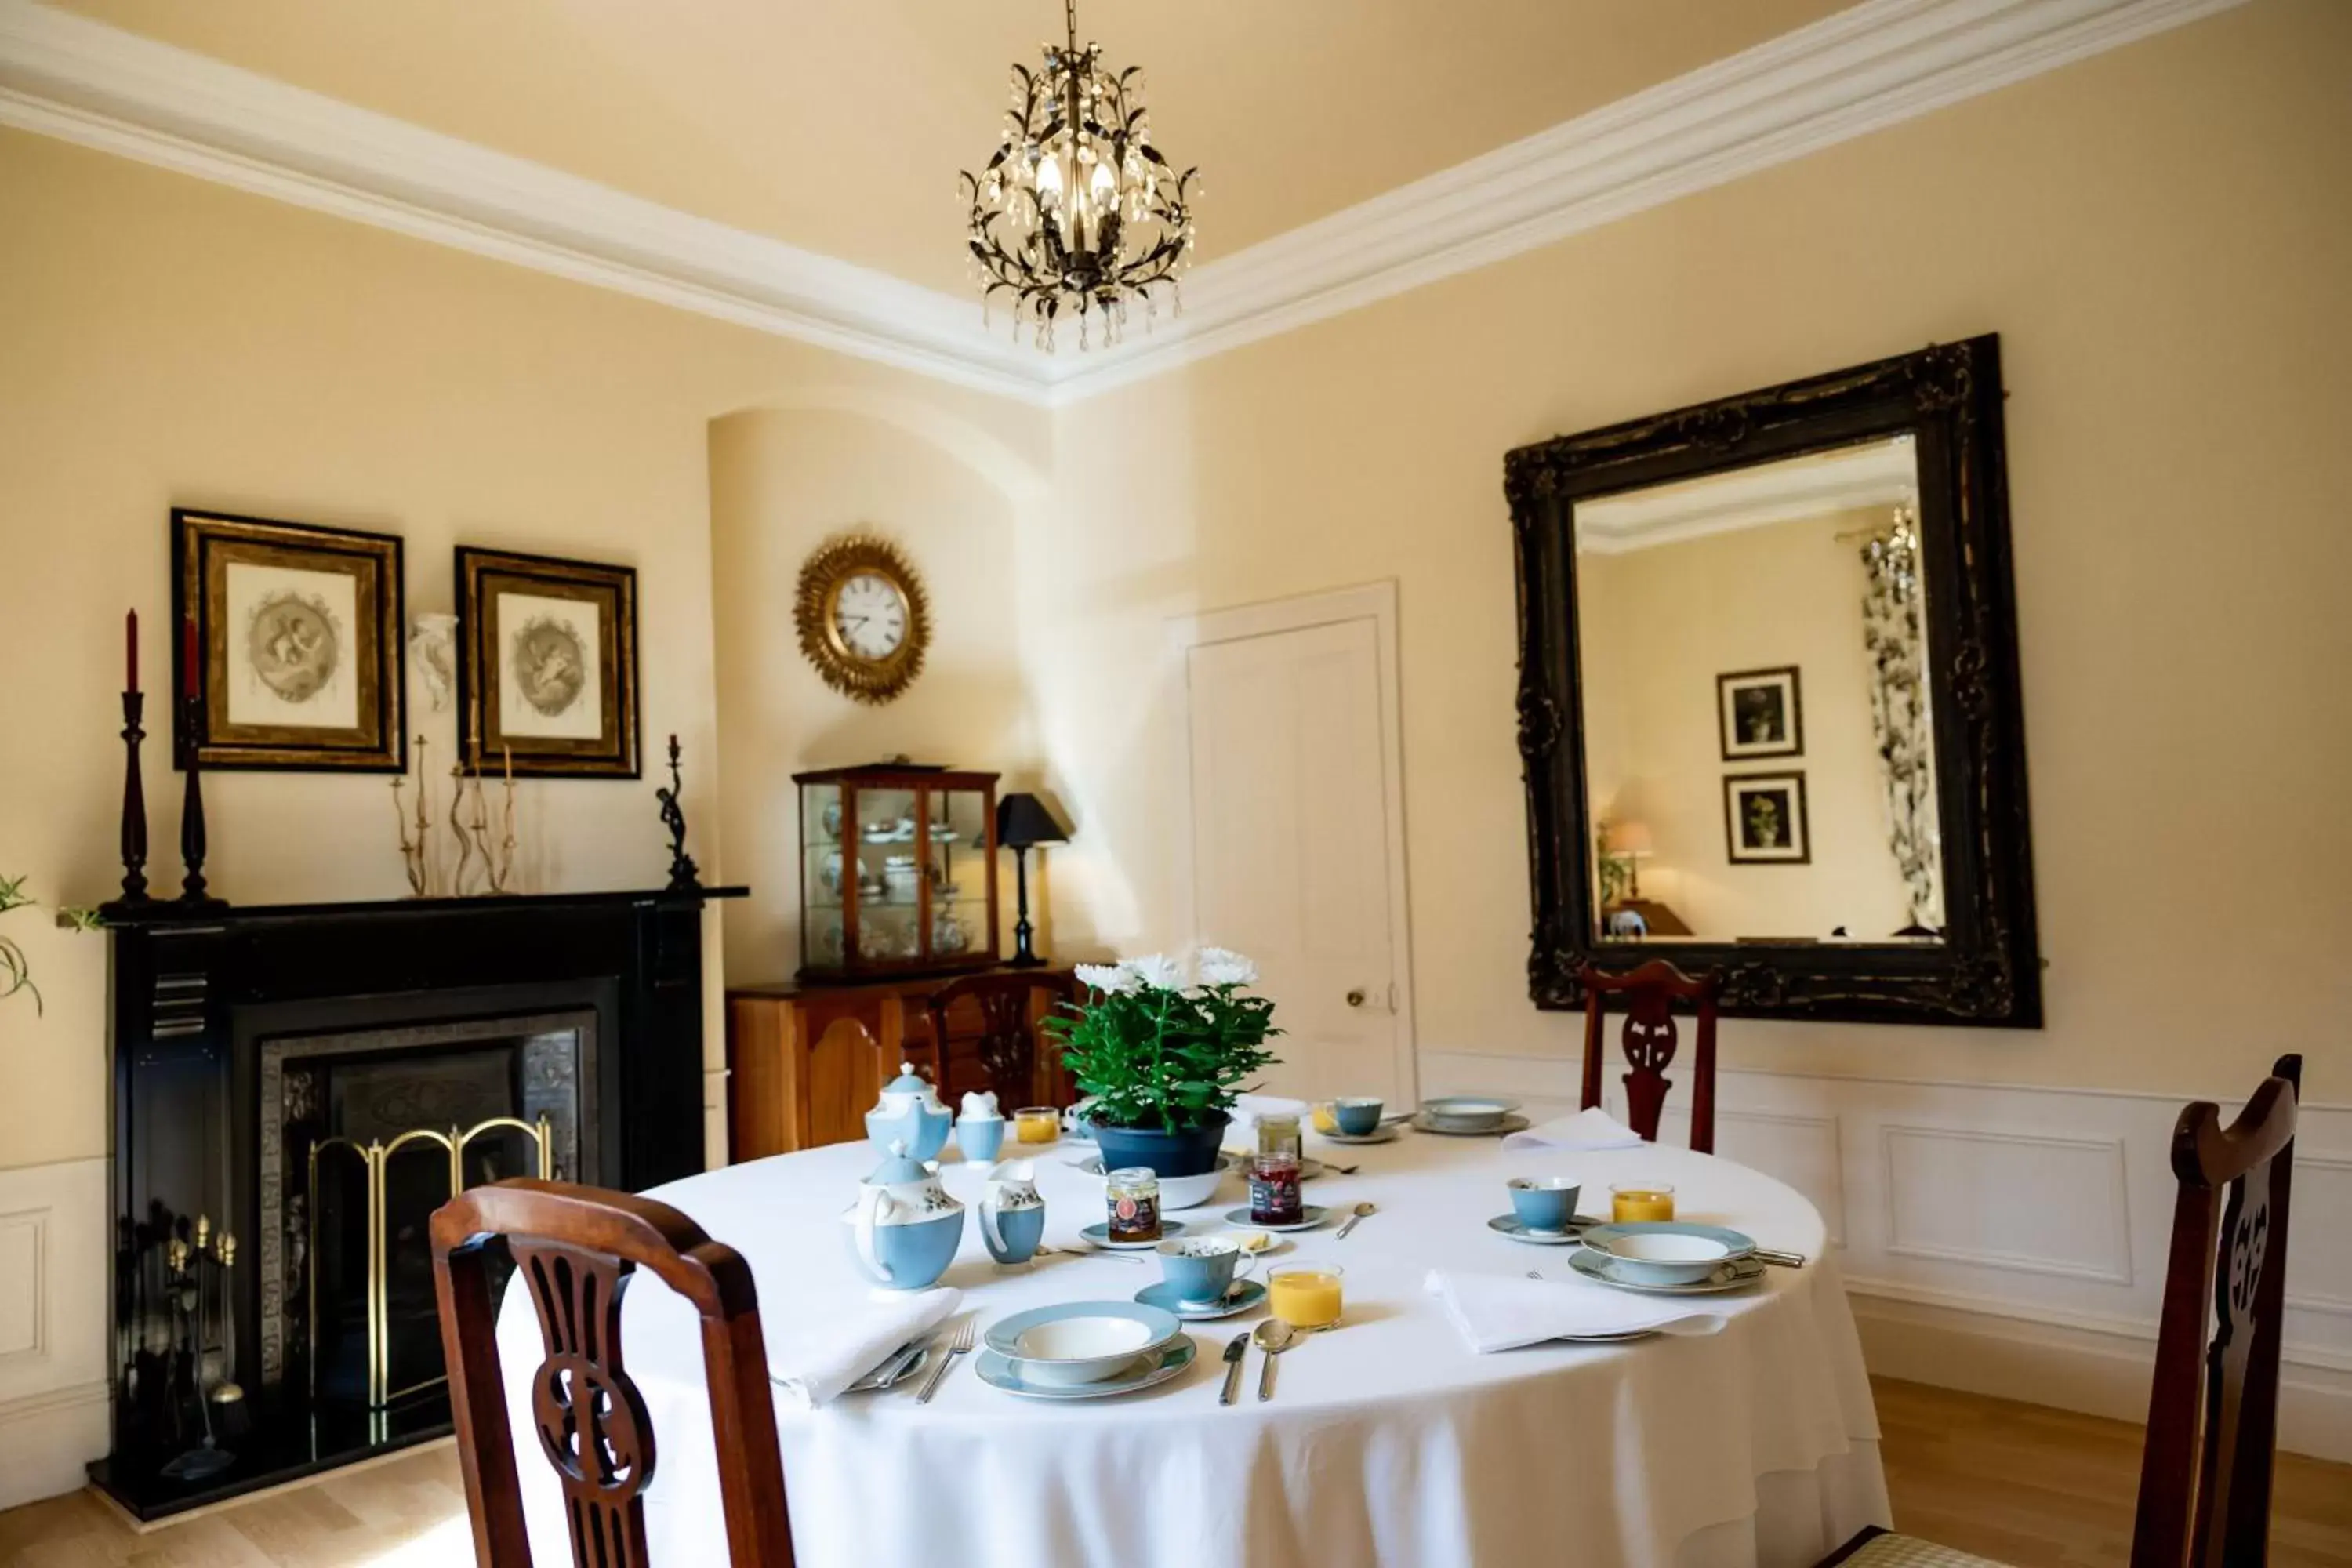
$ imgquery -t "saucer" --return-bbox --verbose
[1134,1278,1269,1321]
[1222,1204,1328,1233]
[1569,1247,1766,1295]
[1079,1219,1188,1250]
[1413,1112,1532,1138]
[978,1335,1197,1400]
[1486,1214,1585,1245]
[1319,1125,1400,1145]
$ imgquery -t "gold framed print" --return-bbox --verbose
[172,509,406,771]
[456,546,640,779]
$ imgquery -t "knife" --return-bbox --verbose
[1218,1332,1250,1405]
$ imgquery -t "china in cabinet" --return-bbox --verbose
[795,764,1000,978]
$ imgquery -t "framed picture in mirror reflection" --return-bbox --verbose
[1717,666,1802,760]
[1722,773,1809,865]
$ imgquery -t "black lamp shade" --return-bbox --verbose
[996,793,1069,849]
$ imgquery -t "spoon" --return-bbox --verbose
[1335,1201,1377,1240]
[1253,1319,1296,1402]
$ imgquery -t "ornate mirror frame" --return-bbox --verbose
[1506,335,2042,1026]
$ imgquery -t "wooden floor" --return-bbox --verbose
[3,1378,2348,1566]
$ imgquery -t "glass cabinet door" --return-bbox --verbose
[800,780,844,971]
[851,782,922,964]
[924,787,989,962]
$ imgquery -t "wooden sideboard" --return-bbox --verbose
[726,967,1078,1160]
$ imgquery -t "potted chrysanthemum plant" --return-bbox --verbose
[1047,948,1282,1178]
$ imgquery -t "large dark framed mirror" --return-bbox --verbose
[1506,336,2041,1026]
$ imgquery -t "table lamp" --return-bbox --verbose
[1604,818,1653,898]
[996,793,1069,968]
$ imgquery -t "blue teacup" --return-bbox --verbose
[1334,1097,1385,1136]
[958,1115,1006,1164]
[1508,1175,1581,1233]
[1156,1236,1254,1306]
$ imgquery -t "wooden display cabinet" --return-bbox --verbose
[794,764,1000,980]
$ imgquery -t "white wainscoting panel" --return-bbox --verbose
[1420,1051,2352,1463]
[0,1156,111,1509]
[1881,1123,2132,1285]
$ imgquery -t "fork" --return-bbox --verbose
[913,1318,976,1404]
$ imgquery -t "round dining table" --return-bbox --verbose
[498,1121,1888,1568]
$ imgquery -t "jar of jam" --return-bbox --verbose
[1105,1166,1161,1243]
[1250,1113,1304,1225]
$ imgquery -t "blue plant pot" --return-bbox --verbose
[1089,1109,1229,1179]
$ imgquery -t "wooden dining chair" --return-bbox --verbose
[1819,1054,2305,1568]
[924,969,1078,1108]
[430,1178,795,1568]
[1577,960,1719,1153]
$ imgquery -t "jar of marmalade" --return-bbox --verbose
[1250,1114,1305,1225]
[1105,1167,1161,1243]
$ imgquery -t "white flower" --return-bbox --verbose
[1196,946,1259,987]
[1073,962,1135,996]
[1121,953,1188,992]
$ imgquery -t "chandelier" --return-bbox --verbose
[960,0,1199,351]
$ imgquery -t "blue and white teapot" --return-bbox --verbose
[844,1139,964,1290]
[865,1062,953,1162]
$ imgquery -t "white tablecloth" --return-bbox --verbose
[497,1129,1887,1567]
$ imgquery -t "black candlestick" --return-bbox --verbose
[657,735,701,893]
[176,694,226,911]
[99,691,151,918]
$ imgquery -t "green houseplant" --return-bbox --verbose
[1,874,98,1015]
[1048,949,1282,1178]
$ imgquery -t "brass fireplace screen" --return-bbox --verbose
[307,1114,552,1409]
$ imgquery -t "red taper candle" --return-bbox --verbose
[125,609,139,694]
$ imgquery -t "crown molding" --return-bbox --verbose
[1045,0,2249,401]
[0,0,2245,408]
[1577,436,1918,554]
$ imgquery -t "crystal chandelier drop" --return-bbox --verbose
[960,0,1199,351]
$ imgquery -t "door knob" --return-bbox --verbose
[1345,989,1366,1008]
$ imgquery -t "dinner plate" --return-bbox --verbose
[1318,1126,1401,1146]
[1577,1221,1758,1283]
[1486,1214,1586,1245]
[1569,1248,1767,1295]
[1079,1219,1188,1250]
[977,1335,1197,1400]
[1221,1204,1328,1233]
[1413,1112,1533,1138]
[1133,1278,1269,1321]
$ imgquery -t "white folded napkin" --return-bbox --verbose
[765,1287,960,1409]
[1424,1270,1726,1352]
[1500,1106,1645,1152]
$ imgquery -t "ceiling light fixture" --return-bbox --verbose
[960,0,1199,351]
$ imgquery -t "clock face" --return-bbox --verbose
[831,572,908,661]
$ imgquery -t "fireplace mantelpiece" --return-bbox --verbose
[96,885,742,1521]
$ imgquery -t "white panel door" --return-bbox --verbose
[1185,615,1403,1103]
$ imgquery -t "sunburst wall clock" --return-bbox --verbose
[793,534,931,705]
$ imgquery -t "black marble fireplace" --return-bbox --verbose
[96,885,739,1522]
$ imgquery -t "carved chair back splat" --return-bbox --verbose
[430,1178,794,1568]
[1577,960,1719,1153]
[925,970,1077,1109]
[2132,1053,2303,1568]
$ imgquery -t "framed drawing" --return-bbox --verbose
[1716,666,1802,760]
[1723,772,1810,865]
[172,509,406,771]
[456,546,640,778]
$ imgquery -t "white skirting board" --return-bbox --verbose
[1421,1051,2352,1465]
[0,1156,111,1511]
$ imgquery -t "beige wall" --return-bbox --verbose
[1029,0,2352,1097]
[708,404,1049,985]
[0,129,1044,1171]
[1581,506,1915,942]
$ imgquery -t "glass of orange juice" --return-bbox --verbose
[1610,1183,1675,1223]
[1308,1100,1339,1134]
[1014,1106,1059,1145]
[1268,1264,1345,1330]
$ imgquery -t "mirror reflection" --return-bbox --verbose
[1573,434,1944,946]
